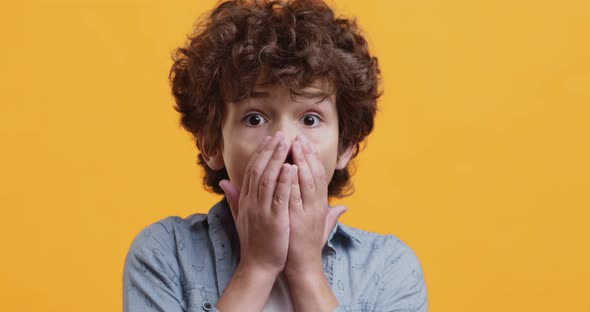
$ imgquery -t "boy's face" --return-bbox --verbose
[207,79,354,193]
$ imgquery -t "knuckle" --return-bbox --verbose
[263,141,275,151]
[278,171,290,182]
[316,171,326,182]
[279,173,291,184]
[251,166,263,177]
[259,174,274,188]
[303,179,315,191]
[291,193,302,204]
[272,194,286,206]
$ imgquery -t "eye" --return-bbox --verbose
[300,114,321,127]
[242,113,267,126]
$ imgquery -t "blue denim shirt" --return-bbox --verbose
[123,198,428,311]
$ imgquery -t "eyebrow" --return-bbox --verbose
[249,89,331,102]
[249,90,270,98]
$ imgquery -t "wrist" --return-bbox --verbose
[284,262,324,285]
[284,266,338,312]
[235,262,280,284]
[216,262,279,312]
[283,258,323,281]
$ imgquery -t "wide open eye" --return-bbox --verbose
[300,114,321,127]
[242,113,267,126]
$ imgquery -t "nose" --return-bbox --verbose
[273,123,298,165]
[271,121,299,147]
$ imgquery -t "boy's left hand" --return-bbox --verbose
[283,135,347,278]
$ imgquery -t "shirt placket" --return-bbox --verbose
[323,224,342,289]
[207,204,237,298]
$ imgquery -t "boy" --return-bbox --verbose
[123,0,428,311]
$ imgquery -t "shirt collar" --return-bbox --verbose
[207,197,234,227]
[327,220,363,247]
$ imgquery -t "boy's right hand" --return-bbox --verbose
[219,132,292,276]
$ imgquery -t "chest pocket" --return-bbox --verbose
[184,283,219,312]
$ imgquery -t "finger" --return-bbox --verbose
[300,136,328,191]
[219,179,241,224]
[288,165,304,215]
[246,133,282,198]
[271,164,292,215]
[242,135,272,196]
[259,137,290,209]
[322,204,347,245]
[291,136,315,206]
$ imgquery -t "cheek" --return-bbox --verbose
[311,139,340,181]
[320,148,339,181]
[223,136,260,190]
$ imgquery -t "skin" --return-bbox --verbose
[202,80,355,312]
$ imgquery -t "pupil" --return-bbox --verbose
[249,115,261,125]
[303,116,315,126]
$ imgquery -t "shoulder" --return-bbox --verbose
[337,223,425,283]
[335,224,427,310]
[338,223,420,257]
[123,214,210,286]
[125,213,209,261]
[123,214,211,311]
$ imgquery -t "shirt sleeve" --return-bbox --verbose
[373,236,428,312]
[123,220,186,312]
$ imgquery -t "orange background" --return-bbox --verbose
[1,0,589,311]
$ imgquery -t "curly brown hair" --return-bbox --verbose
[169,0,381,198]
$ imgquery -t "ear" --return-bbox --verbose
[198,139,225,171]
[335,143,355,170]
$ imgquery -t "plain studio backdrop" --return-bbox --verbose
[0,0,588,311]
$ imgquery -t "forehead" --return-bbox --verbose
[249,77,335,102]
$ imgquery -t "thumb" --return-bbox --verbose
[219,179,240,224]
[323,204,348,244]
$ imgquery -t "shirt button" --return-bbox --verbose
[202,301,213,311]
